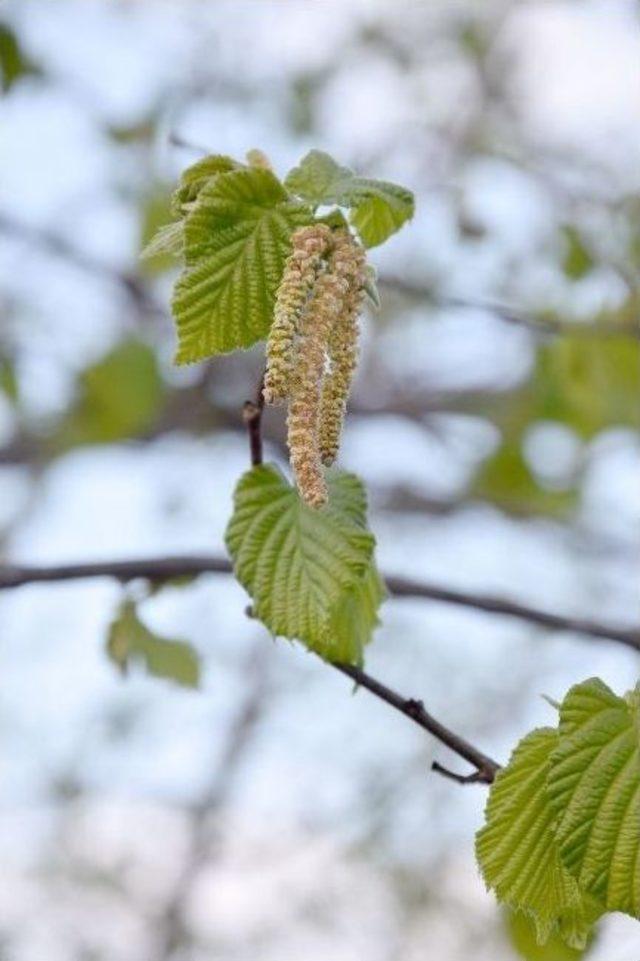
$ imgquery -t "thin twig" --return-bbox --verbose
[0,555,636,650]
[332,663,499,783]
[242,371,265,466]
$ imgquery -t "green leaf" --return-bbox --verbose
[107,600,200,687]
[0,357,18,403]
[224,463,383,663]
[472,438,576,517]
[172,167,313,362]
[476,727,600,949]
[57,339,163,446]
[139,187,183,272]
[537,335,640,439]
[548,678,640,917]
[140,220,183,263]
[171,154,240,216]
[505,909,594,961]
[284,149,414,247]
[107,600,200,688]
[0,24,41,92]
[561,226,595,280]
[363,264,381,310]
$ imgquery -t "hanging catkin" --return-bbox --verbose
[318,233,366,465]
[286,267,348,507]
[264,225,367,508]
[263,224,332,406]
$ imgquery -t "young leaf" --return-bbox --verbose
[172,167,313,362]
[363,264,381,310]
[107,600,200,688]
[548,678,640,917]
[284,149,414,247]
[171,154,239,216]
[224,464,383,663]
[140,220,183,262]
[505,909,594,961]
[476,727,600,949]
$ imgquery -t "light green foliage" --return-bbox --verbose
[479,677,640,950]
[139,188,183,272]
[140,220,183,263]
[363,264,381,309]
[172,167,313,361]
[171,154,239,216]
[284,149,414,247]
[225,464,384,663]
[561,226,595,280]
[58,339,163,446]
[142,149,414,361]
[471,326,639,515]
[476,728,598,949]
[0,357,18,403]
[107,600,200,688]
[537,334,640,438]
[506,909,594,961]
[0,24,40,92]
[548,679,640,916]
[472,437,577,517]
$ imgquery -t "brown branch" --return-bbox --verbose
[332,663,499,783]
[241,371,265,466]
[0,555,636,650]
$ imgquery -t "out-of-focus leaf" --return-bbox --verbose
[472,439,577,516]
[139,188,182,274]
[561,227,595,280]
[57,339,163,446]
[0,24,41,92]
[107,599,200,688]
[506,909,594,961]
[536,335,640,438]
[0,357,18,403]
[363,264,381,309]
[108,118,157,144]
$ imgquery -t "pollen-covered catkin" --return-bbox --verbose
[318,233,366,465]
[263,224,332,406]
[287,267,348,508]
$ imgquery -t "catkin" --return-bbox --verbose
[265,225,367,508]
[287,268,348,507]
[263,224,332,406]
[318,234,366,465]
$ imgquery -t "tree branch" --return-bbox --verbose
[332,663,499,783]
[0,556,636,650]
[242,371,265,466]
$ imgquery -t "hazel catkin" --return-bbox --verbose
[318,233,366,465]
[286,267,348,507]
[263,224,332,406]
[264,225,367,509]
